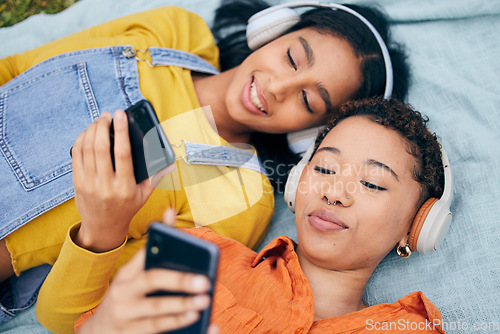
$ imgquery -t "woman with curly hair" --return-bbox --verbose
[73,97,447,334]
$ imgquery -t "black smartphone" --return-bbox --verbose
[145,223,219,334]
[109,100,176,183]
[71,100,175,183]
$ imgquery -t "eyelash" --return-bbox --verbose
[287,48,314,114]
[361,181,387,192]
[314,166,335,175]
[314,166,387,191]
[287,48,297,70]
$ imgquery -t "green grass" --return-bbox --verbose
[0,0,80,28]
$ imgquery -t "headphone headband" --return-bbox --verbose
[247,1,393,99]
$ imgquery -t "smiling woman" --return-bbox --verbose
[207,28,362,141]
[212,0,410,191]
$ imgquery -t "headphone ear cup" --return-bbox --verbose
[408,198,439,252]
[284,163,303,213]
[284,143,316,213]
[247,7,300,50]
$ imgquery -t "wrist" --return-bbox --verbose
[73,224,127,253]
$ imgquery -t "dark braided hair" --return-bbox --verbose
[313,97,444,206]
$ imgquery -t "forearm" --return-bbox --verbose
[36,223,126,334]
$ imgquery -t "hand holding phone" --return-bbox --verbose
[69,101,176,252]
[70,112,149,253]
[145,223,219,334]
[71,100,176,183]
[110,100,176,183]
[75,230,218,334]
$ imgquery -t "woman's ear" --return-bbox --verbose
[396,233,412,258]
[397,227,411,249]
[398,236,409,249]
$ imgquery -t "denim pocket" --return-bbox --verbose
[0,61,98,191]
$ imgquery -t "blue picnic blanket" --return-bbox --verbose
[1,0,499,332]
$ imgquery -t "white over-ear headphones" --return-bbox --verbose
[257,2,453,254]
[284,139,453,254]
[408,146,453,254]
[246,1,394,155]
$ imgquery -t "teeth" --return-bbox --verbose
[250,82,266,112]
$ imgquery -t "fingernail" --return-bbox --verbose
[191,275,208,291]
[115,110,126,121]
[192,295,209,307]
[100,112,111,120]
[185,311,197,321]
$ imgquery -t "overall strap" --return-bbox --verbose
[184,142,267,175]
[124,46,220,75]
[123,47,265,174]
[142,48,264,174]
[150,47,220,74]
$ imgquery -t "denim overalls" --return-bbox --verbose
[0,46,264,322]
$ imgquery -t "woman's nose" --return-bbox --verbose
[268,73,300,102]
[320,175,354,207]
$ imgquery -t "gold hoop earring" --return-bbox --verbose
[396,244,411,258]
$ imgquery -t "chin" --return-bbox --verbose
[300,233,334,254]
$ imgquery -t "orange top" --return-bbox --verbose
[76,228,445,333]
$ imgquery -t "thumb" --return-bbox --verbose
[162,208,177,227]
[207,324,220,334]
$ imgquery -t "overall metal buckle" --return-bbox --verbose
[122,47,153,67]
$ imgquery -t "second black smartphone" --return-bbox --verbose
[145,223,219,334]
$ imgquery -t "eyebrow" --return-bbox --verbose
[316,84,334,112]
[366,159,399,181]
[299,36,334,113]
[315,147,400,181]
[316,146,340,155]
[299,36,314,67]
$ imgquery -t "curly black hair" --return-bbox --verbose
[312,97,444,207]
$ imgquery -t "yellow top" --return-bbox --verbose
[1,7,274,331]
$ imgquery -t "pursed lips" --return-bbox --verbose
[308,208,348,232]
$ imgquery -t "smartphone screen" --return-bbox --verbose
[110,100,176,183]
[145,223,219,334]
